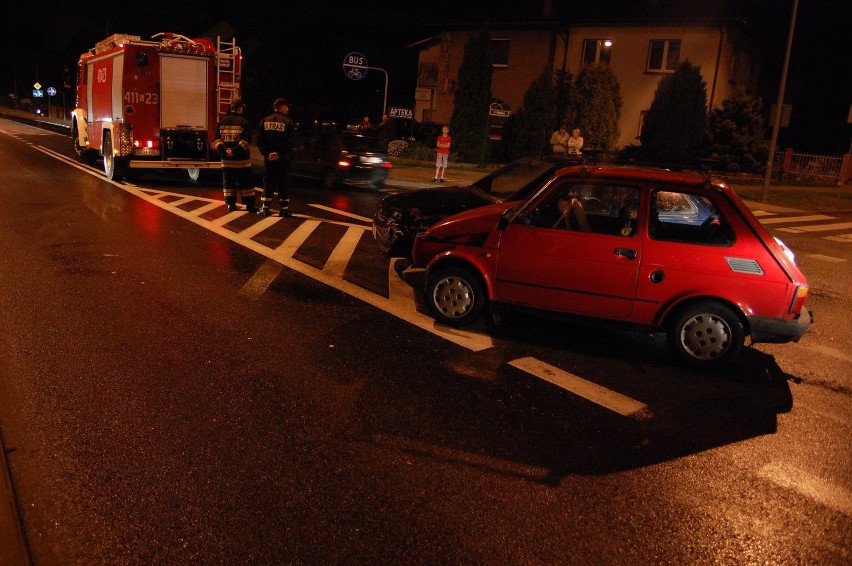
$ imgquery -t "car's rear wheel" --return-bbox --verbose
[667,301,744,369]
[426,266,485,327]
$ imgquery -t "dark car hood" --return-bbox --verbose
[381,186,493,214]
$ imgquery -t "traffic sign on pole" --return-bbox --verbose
[343,52,367,80]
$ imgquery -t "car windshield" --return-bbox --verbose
[341,135,380,152]
[468,159,558,202]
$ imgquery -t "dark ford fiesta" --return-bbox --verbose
[411,164,813,368]
[290,131,391,190]
[372,155,580,257]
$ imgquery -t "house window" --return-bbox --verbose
[647,39,681,72]
[491,39,510,68]
[582,39,613,66]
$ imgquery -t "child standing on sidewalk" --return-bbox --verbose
[433,125,451,182]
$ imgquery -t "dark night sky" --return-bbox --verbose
[3,0,850,153]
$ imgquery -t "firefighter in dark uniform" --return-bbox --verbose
[256,97,295,217]
[212,99,256,212]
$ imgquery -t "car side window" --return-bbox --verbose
[649,190,735,246]
[525,183,639,237]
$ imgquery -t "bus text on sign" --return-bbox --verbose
[343,52,367,80]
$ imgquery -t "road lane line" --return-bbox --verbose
[760,214,835,225]
[323,226,364,278]
[239,259,285,299]
[308,203,372,223]
[239,215,282,240]
[274,220,321,258]
[751,211,776,217]
[758,462,852,517]
[509,357,648,417]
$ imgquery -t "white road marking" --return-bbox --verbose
[239,215,282,240]
[211,210,249,226]
[308,203,372,223]
[275,219,321,258]
[760,214,834,225]
[805,253,848,263]
[824,234,852,243]
[238,260,284,299]
[751,210,776,217]
[508,357,648,417]
[777,222,852,233]
[758,462,852,517]
[801,342,852,362]
[388,259,416,307]
[162,195,196,207]
[323,226,364,278]
[189,201,224,216]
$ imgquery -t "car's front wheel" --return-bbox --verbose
[426,267,485,327]
[667,301,745,369]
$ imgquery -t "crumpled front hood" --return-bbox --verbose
[423,202,514,240]
[380,186,492,216]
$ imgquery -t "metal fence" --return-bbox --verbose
[774,149,843,183]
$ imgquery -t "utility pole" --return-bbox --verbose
[762,0,799,201]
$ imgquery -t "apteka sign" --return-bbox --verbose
[388,106,412,119]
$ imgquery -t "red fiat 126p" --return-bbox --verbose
[411,165,812,368]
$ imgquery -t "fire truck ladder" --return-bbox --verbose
[216,36,241,119]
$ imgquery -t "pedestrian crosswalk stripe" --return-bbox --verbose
[777,222,852,233]
[760,214,835,225]
[323,226,364,278]
[274,219,321,258]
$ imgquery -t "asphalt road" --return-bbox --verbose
[1,117,850,564]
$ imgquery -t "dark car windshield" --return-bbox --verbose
[468,158,560,202]
[340,134,381,152]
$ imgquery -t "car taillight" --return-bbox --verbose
[790,285,808,314]
[338,160,351,168]
[381,162,393,169]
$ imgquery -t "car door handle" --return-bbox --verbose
[614,247,637,259]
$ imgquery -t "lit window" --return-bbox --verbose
[647,40,681,72]
[582,39,613,66]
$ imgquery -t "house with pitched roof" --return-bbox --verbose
[410,1,760,150]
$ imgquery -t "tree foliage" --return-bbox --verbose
[509,69,558,158]
[704,89,768,173]
[570,63,622,151]
[640,60,708,164]
[449,27,493,164]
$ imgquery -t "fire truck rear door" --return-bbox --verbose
[160,54,209,130]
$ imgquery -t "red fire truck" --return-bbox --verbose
[70,32,241,181]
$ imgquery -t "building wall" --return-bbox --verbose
[414,22,758,151]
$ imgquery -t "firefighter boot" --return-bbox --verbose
[279,196,291,217]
